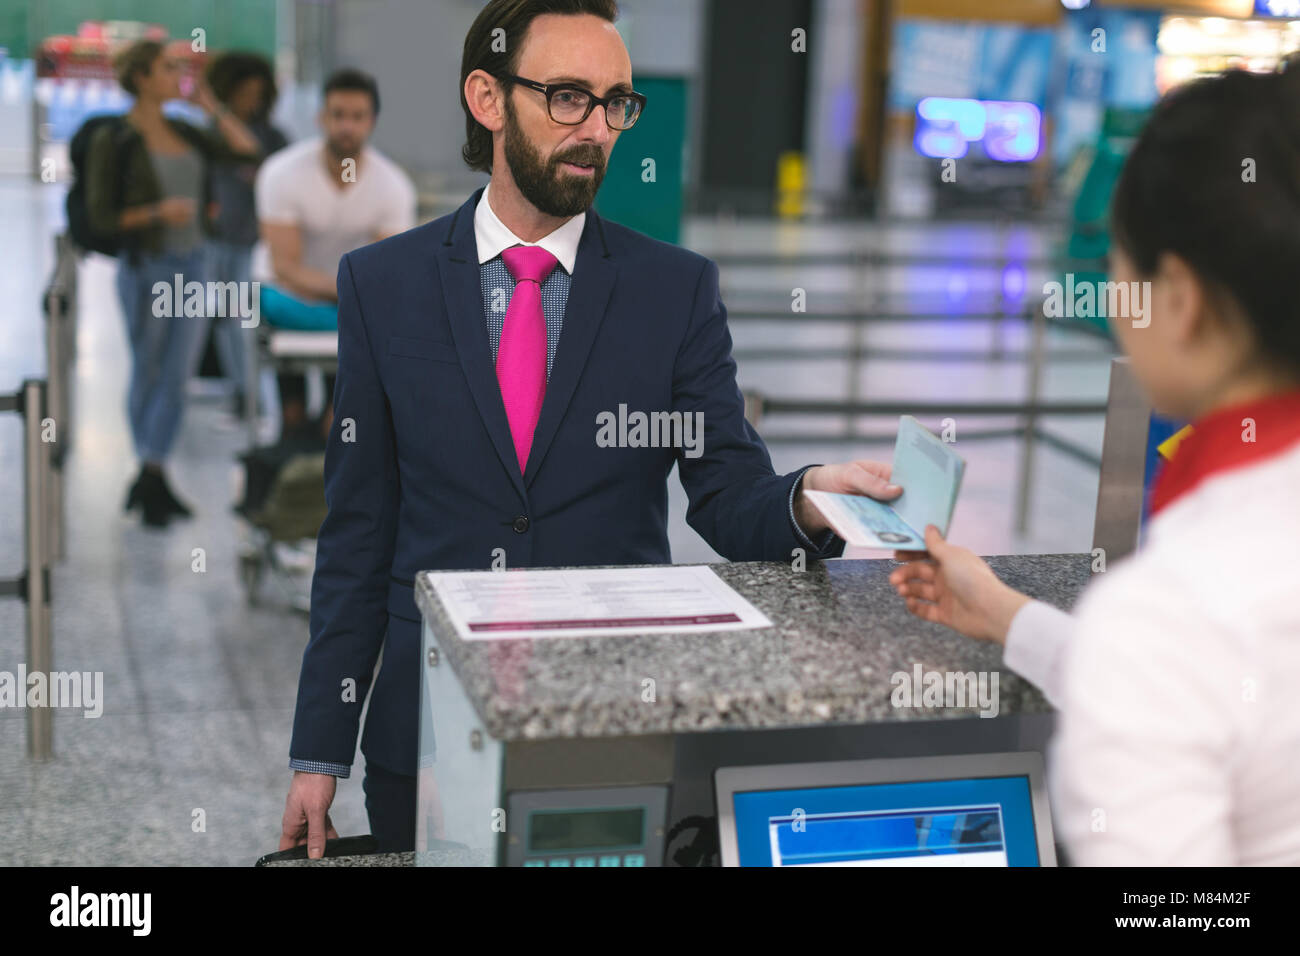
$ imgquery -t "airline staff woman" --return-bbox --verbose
[890,64,1300,866]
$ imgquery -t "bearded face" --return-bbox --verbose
[502,92,607,217]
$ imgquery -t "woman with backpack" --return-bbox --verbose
[85,39,260,527]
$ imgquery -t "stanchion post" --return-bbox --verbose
[846,246,872,441]
[1014,300,1047,534]
[44,278,65,561]
[990,222,1006,360]
[247,324,262,448]
[23,379,53,760]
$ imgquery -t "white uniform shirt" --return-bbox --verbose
[1005,440,1300,865]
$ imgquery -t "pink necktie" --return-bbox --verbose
[497,245,558,472]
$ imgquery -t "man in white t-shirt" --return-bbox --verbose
[253,68,416,435]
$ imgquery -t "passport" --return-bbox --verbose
[805,416,965,550]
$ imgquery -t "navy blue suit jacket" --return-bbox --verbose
[290,188,844,776]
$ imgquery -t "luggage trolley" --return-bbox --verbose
[244,326,339,446]
[237,325,338,609]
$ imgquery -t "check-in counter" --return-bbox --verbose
[413,555,1091,867]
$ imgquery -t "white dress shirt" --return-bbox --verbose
[473,180,585,273]
[1004,440,1300,865]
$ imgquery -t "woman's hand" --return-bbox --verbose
[194,78,262,156]
[190,77,220,115]
[155,197,197,225]
[888,525,1031,645]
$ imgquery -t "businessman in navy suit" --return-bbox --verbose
[280,0,902,856]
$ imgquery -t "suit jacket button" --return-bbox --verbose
[512,515,530,533]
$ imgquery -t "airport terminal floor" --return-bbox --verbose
[0,176,1112,866]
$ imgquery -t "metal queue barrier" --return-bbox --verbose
[0,233,78,760]
[715,245,1110,367]
[0,380,55,761]
[725,245,1112,534]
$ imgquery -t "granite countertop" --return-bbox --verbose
[260,851,414,867]
[414,555,1092,742]
[257,846,484,867]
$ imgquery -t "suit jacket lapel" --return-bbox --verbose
[436,187,528,502]
[524,211,616,488]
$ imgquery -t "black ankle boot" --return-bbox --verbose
[138,472,172,528]
[156,471,194,518]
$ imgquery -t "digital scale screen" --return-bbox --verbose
[509,785,668,867]
[731,775,1040,867]
[527,807,646,853]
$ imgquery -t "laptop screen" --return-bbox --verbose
[730,775,1041,867]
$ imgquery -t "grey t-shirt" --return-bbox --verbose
[149,148,204,255]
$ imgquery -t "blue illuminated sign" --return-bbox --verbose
[1256,0,1300,17]
[915,97,1042,162]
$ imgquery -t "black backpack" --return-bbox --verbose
[66,114,134,257]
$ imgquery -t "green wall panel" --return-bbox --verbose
[594,74,686,246]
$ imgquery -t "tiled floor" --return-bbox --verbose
[0,177,1110,865]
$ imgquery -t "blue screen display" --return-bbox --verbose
[731,776,1040,867]
[914,97,1042,162]
[1256,0,1300,18]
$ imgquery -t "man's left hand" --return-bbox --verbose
[795,460,902,536]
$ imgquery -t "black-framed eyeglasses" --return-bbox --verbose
[503,74,646,130]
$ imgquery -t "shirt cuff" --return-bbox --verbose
[788,465,840,556]
[289,758,351,778]
[1002,599,1075,709]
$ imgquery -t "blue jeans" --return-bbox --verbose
[115,248,207,463]
[205,239,254,393]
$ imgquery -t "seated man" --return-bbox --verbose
[253,67,416,434]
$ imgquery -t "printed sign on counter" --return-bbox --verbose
[424,565,773,641]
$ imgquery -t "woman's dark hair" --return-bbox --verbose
[460,0,619,172]
[113,39,165,96]
[1111,62,1300,375]
[323,68,381,116]
[205,51,278,121]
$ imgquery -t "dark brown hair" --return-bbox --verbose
[113,39,165,97]
[324,68,381,116]
[460,0,619,172]
[205,51,278,121]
